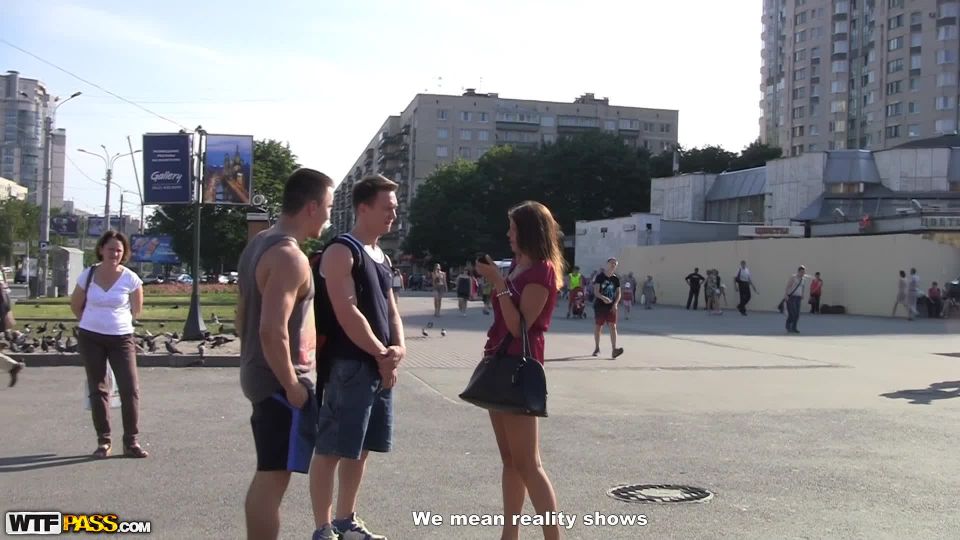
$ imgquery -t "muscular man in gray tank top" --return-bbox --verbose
[236,168,334,540]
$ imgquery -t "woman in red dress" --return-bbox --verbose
[475,201,565,540]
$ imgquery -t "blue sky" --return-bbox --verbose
[1,0,761,216]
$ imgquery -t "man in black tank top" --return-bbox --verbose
[311,175,405,540]
[236,168,334,540]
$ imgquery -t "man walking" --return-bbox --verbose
[237,168,334,540]
[593,258,624,358]
[685,267,705,310]
[734,260,759,315]
[907,268,921,320]
[311,175,405,540]
[783,265,807,334]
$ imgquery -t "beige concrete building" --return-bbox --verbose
[332,90,679,263]
[0,175,28,201]
[0,71,67,209]
[762,0,960,155]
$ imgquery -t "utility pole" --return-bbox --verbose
[104,167,112,228]
[119,192,124,234]
[79,146,140,236]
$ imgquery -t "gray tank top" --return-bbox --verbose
[238,230,315,402]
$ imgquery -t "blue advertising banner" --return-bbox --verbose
[143,133,192,204]
[130,235,181,265]
[202,134,254,205]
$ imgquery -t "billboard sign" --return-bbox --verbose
[129,235,181,265]
[86,217,124,237]
[202,134,253,205]
[143,133,193,204]
[50,215,79,235]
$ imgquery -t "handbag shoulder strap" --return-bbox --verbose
[81,264,100,311]
[497,313,533,359]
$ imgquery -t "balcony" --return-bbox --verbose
[495,111,541,130]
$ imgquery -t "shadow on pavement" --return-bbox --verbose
[880,380,960,405]
[0,453,96,473]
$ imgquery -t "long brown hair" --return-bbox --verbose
[508,201,566,289]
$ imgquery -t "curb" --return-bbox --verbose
[7,353,242,368]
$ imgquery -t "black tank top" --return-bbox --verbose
[326,234,393,364]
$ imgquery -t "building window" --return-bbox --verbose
[910,77,921,91]
[885,125,901,138]
[835,1,849,15]
[460,129,472,140]
[832,60,848,73]
[941,2,960,17]
[540,116,554,127]
[811,46,821,59]
[937,49,956,64]
[833,41,849,54]
[478,130,489,141]
[908,101,920,114]
[908,124,921,137]
[911,11,923,25]
[808,144,819,151]
[795,11,808,25]
[939,25,958,41]
[437,128,449,139]
[911,33,923,47]
[604,120,617,131]
[887,59,904,73]
[888,36,904,51]
[438,109,448,120]
[792,126,805,137]
[795,29,807,43]
[936,96,956,110]
[478,112,489,123]
[793,87,807,99]
[886,102,903,117]
[809,124,819,136]
[888,14,904,30]
[911,54,923,70]
[829,120,847,132]
[794,49,807,63]
[888,0,904,8]
[886,80,902,95]
[458,147,471,159]
[834,21,848,34]
[543,134,556,144]
[794,68,807,81]
[937,118,957,133]
[660,123,672,133]
[831,80,847,93]
[831,100,847,113]
[460,111,472,122]
[436,145,448,157]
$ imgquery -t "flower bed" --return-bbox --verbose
[143,283,238,296]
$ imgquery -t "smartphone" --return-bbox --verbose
[475,253,491,265]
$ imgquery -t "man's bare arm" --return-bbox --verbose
[321,243,388,358]
[258,244,309,392]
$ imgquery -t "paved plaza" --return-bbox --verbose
[2,295,959,539]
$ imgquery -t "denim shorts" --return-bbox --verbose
[315,357,393,459]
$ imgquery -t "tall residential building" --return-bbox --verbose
[0,70,67,209]
[332,91,680,263]
[761,0,960,155]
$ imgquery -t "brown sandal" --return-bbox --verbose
[123,444,149,459]
[93,444,111,459]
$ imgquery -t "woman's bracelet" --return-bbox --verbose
[495,288,511,299]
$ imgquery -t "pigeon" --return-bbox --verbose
[147,338,158,353]
[172,305,180,309]
[64,337,79,353]
[72,326,79,339]
[426,322,434,329]
[198,343,206,358]
[40,340,49,352]
[0,342,7,352]
[22,344,35,353]
[421,328,429,337]
[211,335,234,349]
[135,342,146,354]
[441,328,447,337]
[164,341,182,355]
[159,322,165,329]
[55,340,66,354]
[37,322,47,334]
[211,314,220,324]
[217,324,225,335]
[57,322,67,331]
[172,332,180,341]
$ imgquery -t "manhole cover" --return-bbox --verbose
[607,484,713,504]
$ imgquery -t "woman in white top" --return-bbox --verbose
[69,231,147,459]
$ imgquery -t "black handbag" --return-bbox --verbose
[459,315,548,417]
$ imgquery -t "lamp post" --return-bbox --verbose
[36,90,81,297]
[77,146,141,230]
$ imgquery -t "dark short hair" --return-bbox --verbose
[353,174,398,210]
[281,168,334,215]
[607,258,618,263]
[95,230,131,264]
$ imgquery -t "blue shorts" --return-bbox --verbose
[250,379,318,474]
[315,358,393,459]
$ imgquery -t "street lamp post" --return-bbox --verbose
[38,90,81,297]
[77,146,142,231]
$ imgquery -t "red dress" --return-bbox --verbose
[483,261,558,364]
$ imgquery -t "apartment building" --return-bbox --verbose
[0,70,67,209]
[761,0,960,155]
[332,91,679,262]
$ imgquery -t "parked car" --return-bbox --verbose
[175,274,194,284]
[142,274,166,285]
[226,271,238,284]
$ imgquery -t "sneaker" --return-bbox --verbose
[613,347,624,359]
[333,513,387,540]
[8,361,24,387]
[592,348,600,357]
[313,525,341,540]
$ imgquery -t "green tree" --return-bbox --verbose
[729,139,783,171]
[0,199,40,266]
[679,145,738,174]
[147,139,299,272]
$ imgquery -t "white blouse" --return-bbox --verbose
[77,266,143,335]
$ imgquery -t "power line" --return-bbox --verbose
[0,38,189,131]
[65,154,106,187]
